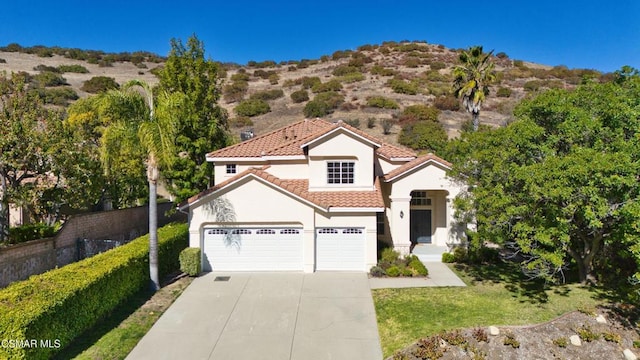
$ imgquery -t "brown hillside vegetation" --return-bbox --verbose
[0,41,606,146]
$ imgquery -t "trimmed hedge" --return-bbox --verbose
[0,222,188,360]
[179,247,201,276]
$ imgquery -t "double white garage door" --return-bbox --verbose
[203,227,365,271]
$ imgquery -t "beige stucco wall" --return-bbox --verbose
[387,163,464,251]
[378,157,409,176]
[188,177,317,272]
[308,132,375,191]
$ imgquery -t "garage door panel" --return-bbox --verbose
[203,227,302,271]
[316,228,365,271]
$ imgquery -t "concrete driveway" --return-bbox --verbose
[126,272,383,360]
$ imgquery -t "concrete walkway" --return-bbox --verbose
[127,272,382,360]
[369,262,467,289]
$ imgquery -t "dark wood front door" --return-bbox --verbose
[410,209,432,244]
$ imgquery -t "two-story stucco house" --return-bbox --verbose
[178,119,464,273]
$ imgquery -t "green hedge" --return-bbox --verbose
[0,222,188,360]
[179,247,201,276]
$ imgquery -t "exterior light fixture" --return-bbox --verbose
[400,210,404,219]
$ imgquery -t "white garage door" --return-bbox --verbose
[315,228,365,271]
[203,227,303,271]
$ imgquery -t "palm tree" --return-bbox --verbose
[453,46,496,131]
[100,80,182,291]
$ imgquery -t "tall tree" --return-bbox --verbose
[156,35,232,202]
[449,72,640,284]
[0,72,89,241]
[100,80,183,290]
[453,46,496,131]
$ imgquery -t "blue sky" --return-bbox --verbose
[1,1,637,72]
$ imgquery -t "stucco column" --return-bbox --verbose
[389,197,411,255]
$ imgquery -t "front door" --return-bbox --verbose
[410,209,432,244]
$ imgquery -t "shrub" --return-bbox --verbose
[34,64,60,73]
[496,87,512,97]
[250,89,284,101]
[230,72,250,82]
[367,117,376,128]
[35,71,68,87]
[314,91,344,109]
[602,331,621,344]
[252,69,276,79]
[229,116,253,128]
[381,248,401,263]
[576,326,599,342]
[311,79,342,93]
[0,58,5,64]
[408,258,428,276]
[370,65,397,77]
[268,73,279,85]
[399,104,440,124]
[503,333,520,348]
[0,222,187,359]
[303,100,330,118]
[496,52,508,59]
[453,246,468,263]
[370,265,385,277]
[57,64,89,73]
[7,223,59,244]
[552,337,568,348]
[403,58,420,68]
[524,80,542,92]
[381,119,395,135]
[367,96,399,109]
[179,247,201,276]
[473,328,488,343]
[344,119,360,128]
[387,78,419,95]
[300,76,321,89]
[290,89,309,103]
[442,330,466,346]
[442,252,455,263]
[434,95,460,111]
[332,65,360,76]
[81,76,119,93]
[223,80,248,103]
[338,72,365,83]
[430,61,446,70]
[398,120,448,153]
[39,87,79,105]
[235,99,271,117]
[401,267,414,276]
[386,265,401,277]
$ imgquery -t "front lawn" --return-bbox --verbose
[372,263,610,357]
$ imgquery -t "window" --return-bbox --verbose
[208,229,227,235]
[226,164,237,174]
[231,229,251,234]
[280,229,300,234]
[256,229,276,234]
[327,161,355,184]
[318,228,339,234]
[410,191,432,206]
[376,212,385,235]
[343,228,363,234]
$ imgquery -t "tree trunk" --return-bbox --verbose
[148,163,160,291]
[0,172,8,243]
[472,111,480,132]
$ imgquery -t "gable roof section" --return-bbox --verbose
[383,153,452,182]
[180,167,385,212]
[206,118,417,161]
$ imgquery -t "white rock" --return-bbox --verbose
[488,326,500,336]
[569,335,582,346]
[595,315,607,324]
[624,349,638,360]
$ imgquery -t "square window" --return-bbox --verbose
[327,161,354,184]
[226,164,237,174]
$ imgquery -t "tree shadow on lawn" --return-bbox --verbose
[53,288,154,360]
[454,262,561,304]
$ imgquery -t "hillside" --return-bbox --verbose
[0,41,604,145]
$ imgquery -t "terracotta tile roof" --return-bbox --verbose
[207,118,417,160]
[181,168,384,210]
[383,153,452,182]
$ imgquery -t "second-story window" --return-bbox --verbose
[226,164,237,174]
[327,161,354,184]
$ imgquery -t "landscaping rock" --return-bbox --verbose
[595,314,607,324]
[570,335,582,346]
[624,349,638,360]
[488,326,500,336]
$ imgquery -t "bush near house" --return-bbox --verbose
[0,222,188,360]
[370,248,429,277]
[179,247,201,276]
[6,223,60,245]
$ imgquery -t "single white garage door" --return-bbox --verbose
[315,228,365,271]
[203,227,303,271]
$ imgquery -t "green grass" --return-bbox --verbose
[54,276,193,360]
[373,263,611,357]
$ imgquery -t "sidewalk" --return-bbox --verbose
[369,262,466,289]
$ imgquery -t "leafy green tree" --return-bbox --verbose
[156,35,232,201]
[453,46,496,131]
[450,73,640,285]
[0,73,98,241]
[398,121,448,154]
[100,80,184,291]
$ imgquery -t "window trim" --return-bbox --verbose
[326,161,355,185]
